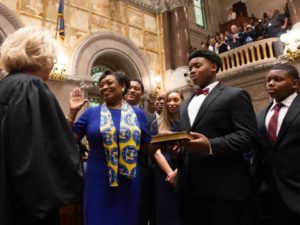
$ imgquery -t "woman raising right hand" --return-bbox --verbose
[68,70,151,225]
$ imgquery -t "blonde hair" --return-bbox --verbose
[157,90,184,134]
[0,26,59,73]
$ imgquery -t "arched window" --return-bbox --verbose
[91,66,109,86]
[193,0,206,29]
[88,65,110,107]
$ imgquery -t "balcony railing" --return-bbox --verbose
[218,38,282,73]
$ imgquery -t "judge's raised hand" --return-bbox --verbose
[69,88,88,111]
[185,132,210,154]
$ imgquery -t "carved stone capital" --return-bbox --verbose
[168,0,190,10]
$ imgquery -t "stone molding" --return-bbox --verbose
[70,31,152,91]
[167,0,190,10]
[125,0,160,13]
[217,58,281,81]
[189,27,210,39]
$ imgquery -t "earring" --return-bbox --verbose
[122,88,125,92]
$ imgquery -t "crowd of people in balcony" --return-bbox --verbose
[201,8,289,55]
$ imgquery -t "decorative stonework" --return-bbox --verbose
[166,0,190,10]
[0,2,23,36]
[217,58,282,81]
[125,0,161,13]
[189,27,210,40]
[70,31,152,91]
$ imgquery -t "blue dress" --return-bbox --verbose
[73,106,151,225]
[150,119,180,225]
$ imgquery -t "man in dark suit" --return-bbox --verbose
[125,79,155,125]
[153,91,166,119]
[125,79,156,225]
[255,63,300,225]
[176,49,258,225]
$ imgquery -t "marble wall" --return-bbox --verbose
[0,0,164,82]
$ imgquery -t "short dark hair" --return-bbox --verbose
[130,79,144,92]
[188,49,222,72]
[271,63,300,79]
[99,70,130,96]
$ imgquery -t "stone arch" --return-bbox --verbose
[0,2,23,39]
[70,31,152,91]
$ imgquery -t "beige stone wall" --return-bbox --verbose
[47,80,78,115]
[220,68,270,112]
[1,0,164,81]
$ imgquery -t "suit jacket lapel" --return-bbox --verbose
[277,95,300,143]
[257,103,274,147]
[181,96,193,130]
[190,83,223,130]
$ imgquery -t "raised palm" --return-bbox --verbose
[69,87,88,111]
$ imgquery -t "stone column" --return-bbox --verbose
[169,0,192,67]
[162,9,174,70]
[287,0,300,28]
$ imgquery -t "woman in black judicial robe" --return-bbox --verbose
[0,27,83,225]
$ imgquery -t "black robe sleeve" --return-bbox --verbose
[0,74,83,224]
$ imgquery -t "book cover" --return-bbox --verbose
[151,131,194,144]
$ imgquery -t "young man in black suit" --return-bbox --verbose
[255,63,300,225]
[125,79,156,225]
[176,49,258,225]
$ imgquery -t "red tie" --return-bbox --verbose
[267,103,283,142]
[194,88,209,96]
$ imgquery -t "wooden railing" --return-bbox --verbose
[218,38,282,73]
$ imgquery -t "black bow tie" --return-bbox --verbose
[194,88,209,96]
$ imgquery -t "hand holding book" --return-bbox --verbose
[150,132,194,155]
[150,131,210,155]
[151,131,195,144]
[185,132,210,154]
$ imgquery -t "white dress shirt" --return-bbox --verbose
[188,81,219,127]
[265,92,297,136]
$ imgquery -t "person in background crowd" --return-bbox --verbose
[154,91,167,118]
[254,64,300,225]
[125,79,156,225]
[208,36,218,53]
[228,25,244,49]
[255,18,268,40]
[150,90,184,225]
[243,24,257,44]
[200,42,209,50]
[125,79,155,125]
[216,33,229,54]
[0,26,83,225]
[266,9,288,38]
[175,49,258,225]
[68,71,151,225]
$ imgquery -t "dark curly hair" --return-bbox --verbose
[188,49,222,72]
[98,70,130,96]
